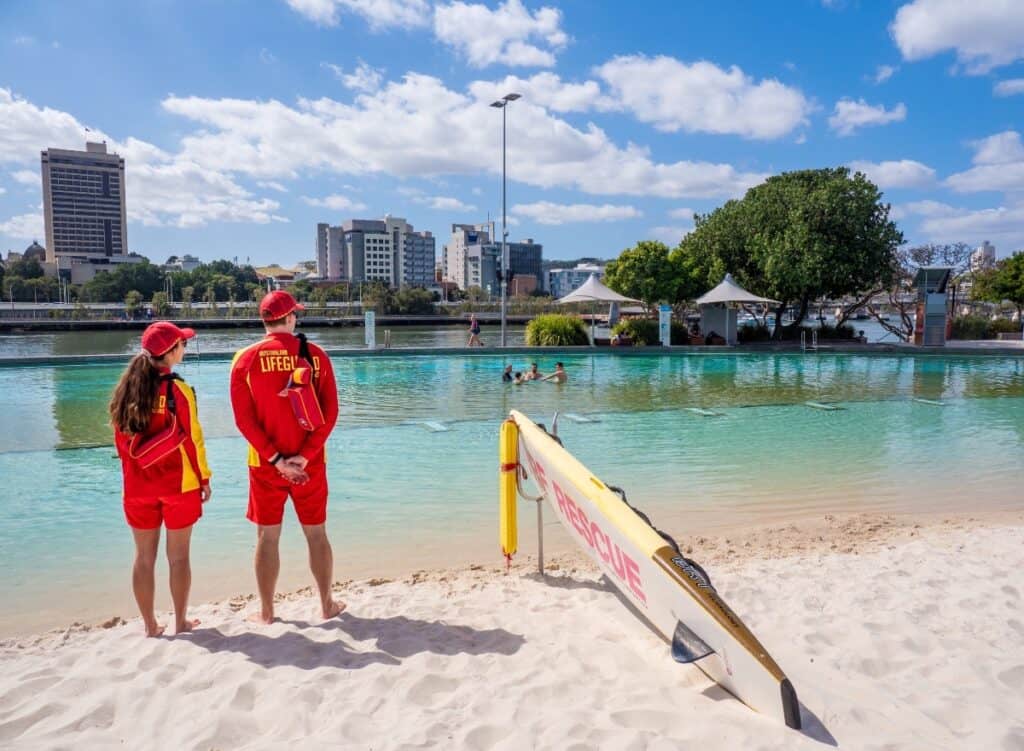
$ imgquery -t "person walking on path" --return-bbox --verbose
[110,322,212,637]
[230,291,343,624]
[468,313,483,347]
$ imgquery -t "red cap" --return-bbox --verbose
[141,321,195,357]
[259,290,305,321]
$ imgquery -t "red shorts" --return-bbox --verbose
[124,490,203,530]
[247,463,329,526]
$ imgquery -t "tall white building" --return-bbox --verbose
[971,241,996,272]
[316,216,433,286]
[547,263,605,299]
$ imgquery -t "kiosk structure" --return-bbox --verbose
[912,266,954,346]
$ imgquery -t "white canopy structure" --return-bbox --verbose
[695,274,779,345]
[557,274,641,344]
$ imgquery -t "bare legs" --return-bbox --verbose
[251,523,344,623]
[131,525,197,636]
[250,524,282,624]
[131,528,163,637]
[166,525,199,634]
[302,523,345,619]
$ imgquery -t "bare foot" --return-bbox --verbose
[321,599,346,620]
[144,621,166,638]
[247,610,276,625]
[174,618,200,635]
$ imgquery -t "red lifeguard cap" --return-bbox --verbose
[141,321,195,357]
[259,290,305,321]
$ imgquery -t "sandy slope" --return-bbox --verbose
[1,516,1023,750]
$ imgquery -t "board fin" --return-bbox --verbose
[780,678,801,729]
[671,620,714,664]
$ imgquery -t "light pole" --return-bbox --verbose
[490,92,520,347]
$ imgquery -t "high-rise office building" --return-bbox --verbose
[316,216,434,286]
[971,241,996,272]
[42,142,127,264]
[442,223,542,292]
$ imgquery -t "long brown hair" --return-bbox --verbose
[109,353,164,435]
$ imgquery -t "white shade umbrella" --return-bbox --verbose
[557,274,641,344]
[695,274,779,345]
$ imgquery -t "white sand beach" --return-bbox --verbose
[2,512,1023,750]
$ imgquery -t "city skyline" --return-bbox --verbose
[1,1,1023,265]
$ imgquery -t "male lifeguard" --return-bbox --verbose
[230,291,343,623]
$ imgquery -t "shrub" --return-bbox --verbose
[817,322,857,340]
[951,315,1021,339]
[737,323,771,342]
[525,314,590,346]
[612,318,658,345]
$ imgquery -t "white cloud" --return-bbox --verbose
[828,98,906,136]
[667,207,695,221]
[285,0,430,29]
[302,193,368,211]
[906,199,1024,249]
[0,187,5,195]
[874,64,898,83]
[595,55,811,140]
[994,78,1024,96]
[848,159,936,188]
[0,212,43,240]
[994,78,1024,97]
[945,131,1024,193]
[11,169,37,186]
[13,35,35,46]
[417,195,476,211]
[434,0,568,68]
[890,0,1024,74]
[322,60,384,92]
[468,72,612,113]
[259,48,277,65]
[648,226,692,244]
[0,88,281,229]
[512,201,641,225]
[161,74,767,199]
[257,180,289,192]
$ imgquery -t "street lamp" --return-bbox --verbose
[490,92,520,347]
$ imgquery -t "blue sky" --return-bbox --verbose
[1,0,1023,266]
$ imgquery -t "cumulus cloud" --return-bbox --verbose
[828,98,906,136]
[848,159,935,188]
[285,0,430,29]
[890,0,1024,74]
[468,72,613,113]
[648,226,692,244]
[945,130,1024,193]
[595,55,812,140]
[11,169,37,186]
[322,60,384,92]
[0,88,280,229]
[0,212,44,240]
[512,201,641,225]
[161,73,767,199]
[301,193,368,211]
[667,207,696,221]
[417,195,476,211]
[257,180,289,192]
[434,0,567,68]
[994,78,1024,96]
[874,64,898,83]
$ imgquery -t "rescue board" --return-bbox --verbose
[508,409,801,729]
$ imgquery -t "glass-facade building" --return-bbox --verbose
[42,142,127,263]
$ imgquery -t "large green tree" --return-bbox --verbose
[974,251,1024,317]
[604,241,685,310]
[677,167,903,336]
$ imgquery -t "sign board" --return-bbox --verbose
[659,305,672,346]
[364,310,376,348]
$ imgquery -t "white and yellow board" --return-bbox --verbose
[507,410,800,729]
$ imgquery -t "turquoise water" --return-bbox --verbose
[1,351,1022,635]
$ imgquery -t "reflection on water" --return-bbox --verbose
[0,350,1022,635]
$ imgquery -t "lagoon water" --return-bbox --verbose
[1,348,1022,635]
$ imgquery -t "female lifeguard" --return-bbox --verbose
[109,322,212,636]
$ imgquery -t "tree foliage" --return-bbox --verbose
[603,241,690,310]
[677,168,903,336]
[973,251,1024,315]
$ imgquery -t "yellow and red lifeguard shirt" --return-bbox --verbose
[114,369,212,498]
[229,332,338,469]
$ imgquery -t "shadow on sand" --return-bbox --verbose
[183,611,526,670]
